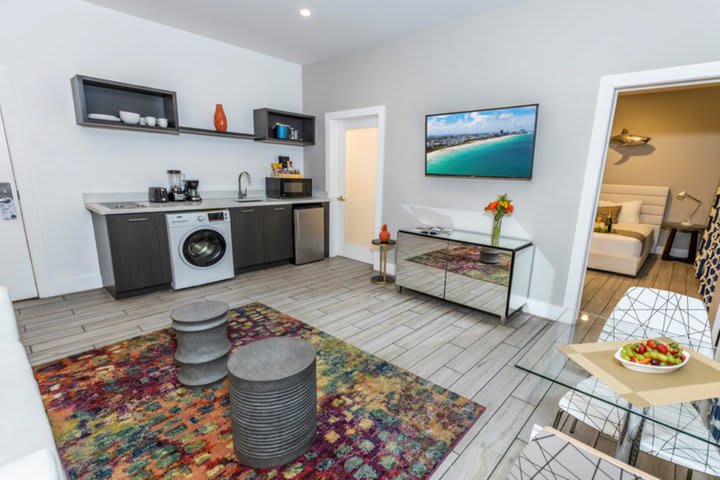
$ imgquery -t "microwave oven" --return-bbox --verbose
[265,177,312,198]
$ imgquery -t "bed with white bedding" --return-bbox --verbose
[587,184,669,276]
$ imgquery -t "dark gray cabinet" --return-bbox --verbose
[92,212,172,298]
[263,206,294,263]
[230,207,265,268]
[230,205,294,270]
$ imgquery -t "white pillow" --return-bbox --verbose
[597,200,616,207]
[617,200,643,224]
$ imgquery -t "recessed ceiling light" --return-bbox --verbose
[299,8,312,17]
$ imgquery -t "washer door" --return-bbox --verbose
[181,228,227,268]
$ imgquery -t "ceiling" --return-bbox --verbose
[84,0,519,65]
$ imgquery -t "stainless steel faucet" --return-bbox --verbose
[238,171,251,198]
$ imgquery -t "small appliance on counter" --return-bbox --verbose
[184,180,201,202]
[266,177,312,198]
[148,187,169,203]
[167,169,186,202]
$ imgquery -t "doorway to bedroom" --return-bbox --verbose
[580,84,720,318]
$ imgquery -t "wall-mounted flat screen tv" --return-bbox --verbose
[425,104,538,179]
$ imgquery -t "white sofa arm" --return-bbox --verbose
[0,449,62,480]
[0,286,20,343]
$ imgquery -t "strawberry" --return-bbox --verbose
[630,357,637,363]
[656,344,668,355]
[680,354,686,361]
[646,339,657,349]
[634,344,647,354]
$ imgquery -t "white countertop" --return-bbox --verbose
[84,191,329,215]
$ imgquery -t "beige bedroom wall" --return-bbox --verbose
[603,86,720,251]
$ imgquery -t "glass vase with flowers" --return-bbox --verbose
[484,194,514,246]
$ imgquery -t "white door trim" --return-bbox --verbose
[325,105,386,260]
[0,67,47,298]
[564,61,720,313]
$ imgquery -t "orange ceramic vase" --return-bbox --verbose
[379,224,391,243]
[214,104,227,132]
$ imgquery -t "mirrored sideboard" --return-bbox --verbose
[395,229,534,324]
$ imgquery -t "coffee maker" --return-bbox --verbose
[184,180,201,202]
[167,170,186,202]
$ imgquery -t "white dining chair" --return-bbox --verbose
[509,425,660,479]
[556,287,720,478]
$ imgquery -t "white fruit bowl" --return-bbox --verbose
[615,348,689,374]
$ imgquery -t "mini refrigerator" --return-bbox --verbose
[293,205,325,265]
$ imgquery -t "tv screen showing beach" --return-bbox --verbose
[425,104,538,179]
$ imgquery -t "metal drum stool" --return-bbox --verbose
[228,337,317,468]
[171,301,231,387]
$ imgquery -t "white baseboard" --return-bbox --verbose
[46,274,102,297]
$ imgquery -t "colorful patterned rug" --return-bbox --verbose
[407,246,511,286]
[34,302,484,479]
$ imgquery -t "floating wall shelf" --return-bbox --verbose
[179,126,257,140]
[71,75,316,147]
[71,75,179,135]
[254,108,315,146]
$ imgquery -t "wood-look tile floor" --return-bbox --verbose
[582,254,702,318]
[13,256,707,479]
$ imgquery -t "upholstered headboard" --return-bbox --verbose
[599,184,670,247]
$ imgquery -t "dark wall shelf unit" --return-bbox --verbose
[179,126,256,140]
[71,75,179,135]
[254,108,315,146]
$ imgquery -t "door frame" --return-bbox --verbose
[564,60,720,313]
[325,105,386,260]
[0,67,43,299]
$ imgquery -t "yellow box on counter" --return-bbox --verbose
[270,173,304,178]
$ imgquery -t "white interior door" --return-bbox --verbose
[0,107,37,300]
[334,116,379,264]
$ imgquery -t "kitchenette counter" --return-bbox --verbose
[84,192,329,215]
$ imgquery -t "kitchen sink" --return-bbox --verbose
[235,198,266,203]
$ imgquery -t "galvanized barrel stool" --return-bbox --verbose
[228,337,317,468]
[171,301,231,387]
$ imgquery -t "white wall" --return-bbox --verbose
[0,0,303,296]
[603,87,720,252]
[302,0,720,313]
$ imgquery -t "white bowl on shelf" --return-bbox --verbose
[615,348,689,374]
[118,111,141,125]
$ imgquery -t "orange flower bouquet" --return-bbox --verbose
[485,193,514,246]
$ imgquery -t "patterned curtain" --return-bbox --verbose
[695,185,720,310]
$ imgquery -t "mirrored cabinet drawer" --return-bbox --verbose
[395,229,533,323]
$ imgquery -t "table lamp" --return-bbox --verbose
[677,191,702,226]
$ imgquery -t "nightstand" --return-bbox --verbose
[660,221,705,264]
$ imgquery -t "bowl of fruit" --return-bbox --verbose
[615,339,689,374]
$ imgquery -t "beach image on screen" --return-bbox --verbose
[426,105,537,178]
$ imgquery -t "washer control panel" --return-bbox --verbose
[167,210,230,227]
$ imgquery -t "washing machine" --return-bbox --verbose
[166,210,234,290]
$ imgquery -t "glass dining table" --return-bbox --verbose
[514,310,720,475]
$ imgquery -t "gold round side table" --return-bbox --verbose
[371,239,396,285]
